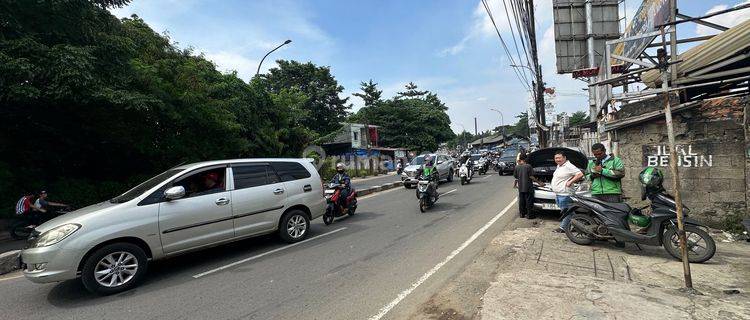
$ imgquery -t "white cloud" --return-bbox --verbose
[696,1,750,36]
[204,51,270,81]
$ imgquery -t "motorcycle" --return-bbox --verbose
[459,161,473,185]
[396,162,403,175]
[323,183,357,225]
[561,190,716,263]
[10,207,71,240]
[416,175,439,212]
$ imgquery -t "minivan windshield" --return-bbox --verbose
[110,169,183,203]
[410,155,427,165]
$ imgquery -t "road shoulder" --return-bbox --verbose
[412,217,750,319]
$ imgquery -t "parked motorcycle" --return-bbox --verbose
[459,161,473,185]
[10,207,71,240]
[562,169,716,263]
[323,183,357,225]
[416,178,439,212]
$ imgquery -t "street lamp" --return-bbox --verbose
[489,108,505,136]
[256,39,292,76]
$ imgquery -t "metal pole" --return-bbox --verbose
[256,40,292,76]
[586,0,598,122]
[490,108,505,135]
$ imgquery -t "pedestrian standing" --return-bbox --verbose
[586,143,625,202]
[513,153,543,219]
[551,151,584,233]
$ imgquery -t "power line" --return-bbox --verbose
[481,0,532,91]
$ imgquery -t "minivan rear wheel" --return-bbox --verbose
[279,210,310,243]
[81,243,148,295]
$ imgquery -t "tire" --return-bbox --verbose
[323,207,334,225]
[279,209,310,243]
[81,243,148,295]
[662,225,716,263]
[447,170,454,182]
[460,177,466,185]
[565,213,596,245]
[10,220,30,240]
[419,198,427,213]
[347,203,357,217]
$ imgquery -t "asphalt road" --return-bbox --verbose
[0,173,518,320]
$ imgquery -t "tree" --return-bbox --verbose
[262,60,350,136]
[352,79,382,107]
[510,112,530,137]
[569,111,588,127]
[0,2,308,214]
[353,82,454,152]
[396,82,428,99]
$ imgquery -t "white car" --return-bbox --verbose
[401,154,455,188]
[21,158,325,294]
[527,148,591,212]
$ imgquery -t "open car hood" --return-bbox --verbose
[527,147,587,170]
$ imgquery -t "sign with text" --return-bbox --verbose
[642,144,714,168]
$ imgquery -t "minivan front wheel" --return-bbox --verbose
[81,243,148,295]
[280,210,310,243]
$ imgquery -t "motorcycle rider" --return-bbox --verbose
[416,155,440,196]
[331,163,352,209]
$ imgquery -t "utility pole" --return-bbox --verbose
[660,0,693,291]
[528,1,546,148]
[585,0,598,122]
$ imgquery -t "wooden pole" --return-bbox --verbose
[661,19,693,289]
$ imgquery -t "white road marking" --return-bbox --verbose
[0,273,24,282]
[441,189,457,196]
[193,227,347,278]
[358,186,401,200]
[367,197,519,320]
[482,174,494,180]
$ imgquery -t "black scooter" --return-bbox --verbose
[561,190,716,263]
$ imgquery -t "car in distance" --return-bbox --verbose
[402,154,455,188]
[495,153,517,175]
[21,159,325,295]
[527,147,590,212]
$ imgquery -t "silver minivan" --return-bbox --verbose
[21,159,325,294]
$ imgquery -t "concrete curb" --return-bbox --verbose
[0,250,21,275]
[357,181,404,197]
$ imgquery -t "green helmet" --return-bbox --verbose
[628,213,652,228]
[639,167,664,189]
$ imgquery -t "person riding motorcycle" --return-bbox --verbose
[416,155,440,197]
[330,163,352,208]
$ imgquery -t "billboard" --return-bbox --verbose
[595,0,672,110]
[612,0,671,62]
[553,0,621,74]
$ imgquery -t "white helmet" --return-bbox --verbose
[336,163,346,172]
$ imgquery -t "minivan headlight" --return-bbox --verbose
[34,224,81,247]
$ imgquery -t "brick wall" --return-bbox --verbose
[612,96,748,226]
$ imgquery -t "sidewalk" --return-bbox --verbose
[479,219,750,319]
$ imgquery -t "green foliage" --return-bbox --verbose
[510,112,530,138]
[261,60,351,136]
[352,79,382,107]
[355,83,454,153]
[0,2,326,215]
[569,111,589,127]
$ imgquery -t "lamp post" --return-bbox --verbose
[489,108,505,134]
[256,39,292,76]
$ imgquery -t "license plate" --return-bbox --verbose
[542,203,560,210]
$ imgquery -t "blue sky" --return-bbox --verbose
[111,0,750,134]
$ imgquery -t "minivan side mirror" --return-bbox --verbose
[437,161,444,165]
[164,186,186,200]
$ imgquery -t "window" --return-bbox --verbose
[173,167,226,198]
[353,132,359,141]
[233,165,271,189]
[270,162,311,182]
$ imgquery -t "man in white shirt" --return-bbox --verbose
[551,151,584,233]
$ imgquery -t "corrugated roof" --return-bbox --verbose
[641,19,750,87]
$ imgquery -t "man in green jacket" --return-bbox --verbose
[586,143,625,202]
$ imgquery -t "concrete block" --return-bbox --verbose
[0,250,21,275]
[709,191,746,203]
